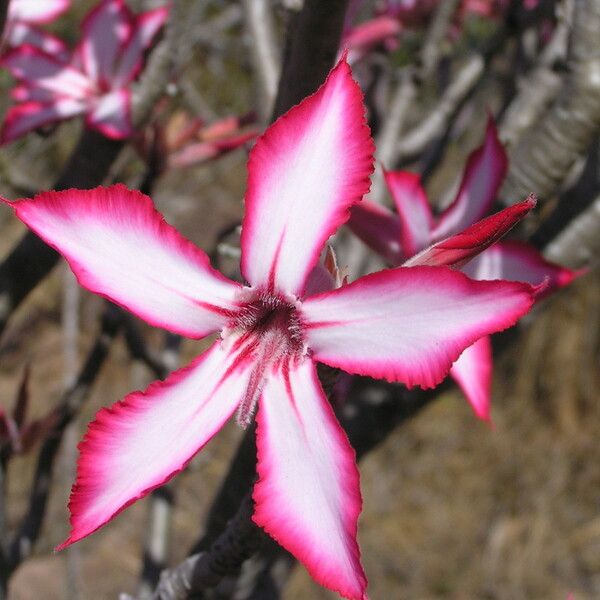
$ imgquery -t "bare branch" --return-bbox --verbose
[544,193,600,268]
[369,67,417,205]
[0,0,10,44]
[242,0,281,121]
[500,0,600,203]
[272,0,349,120]
[6,305,124,573]
[420,0,460,78]
[396,54,485,161]
[125,494,263,600]
[500,0,573,146]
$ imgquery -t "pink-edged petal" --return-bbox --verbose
[462,240,582,298]
[8,0,70,24]
[449,336,493,421]
[77,0,133,86]
[5,186,241,338]
[112,5,169,87]
[0,45,93,99]
[433,118,508,240]
[0,99,86,144]
[10,83,56,102]
[240,57,375,296]
[57,341,251,550]
[253,358,367,600]
[384,169,433,257]
[5,23,69,59]
[302,266,535,389]
[403,196,536,269]
[86,88,132,139]
[347,200,403,265]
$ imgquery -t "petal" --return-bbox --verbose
[86,88,132,139]
[77,0,133,86]
[10,84,56,102]
[0,99,86,144]
[449,336,493,421]
[112,5,169,87]
[347,200,403,265]
[8,0,70,24]
[6,23,69,59]
[5,186,241,338]
[253,359,367,600]
[57,341,252,550]
[0,45,93,98]
[462,240,582,298]
[433,118,508,240]
[384,170,433,258]
[240,57,375,296]
[403,196,536,269]
[302,266,535,389]
[343,16,402,63]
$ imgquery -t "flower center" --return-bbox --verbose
[222,289,306,427]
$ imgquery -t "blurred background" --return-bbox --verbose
[0,1,599,598]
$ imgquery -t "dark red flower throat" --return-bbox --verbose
[223,289,306,427]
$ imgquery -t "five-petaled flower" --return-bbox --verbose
[5,59,538,599]
[0,0,168,144]
[2,0,70,57]
[348,118,579,421]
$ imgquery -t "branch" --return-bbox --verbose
[0,0,10,44]
[543,193,600,268]
[242,0,281,121]
[271,0,350,120]
[500,0,600,203]
[369,67,417,205]
[6,305,124,573]
[124,494,264,600]
[420,0,460,78]
[395,53,485,161]
[499,0,572,146]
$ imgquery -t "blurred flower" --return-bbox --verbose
[0,0,168,143]
[136,109,259,173]
[348,118,580,420]
[3,0,70,57]
[343,0,542,62]
[5,59,537,599]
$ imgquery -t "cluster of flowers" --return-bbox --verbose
[1,0,169,142]
[0,3,577,600]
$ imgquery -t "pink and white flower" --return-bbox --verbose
[4,60,536,599]
[348,118,579,421]
[3,0,70,57]
[0,0,168,143]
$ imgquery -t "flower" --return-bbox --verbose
[0,0,168,144]
[348,118,579,421]
[4,59,536,599]
[136,109,259,173]
[3,0,70,57]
